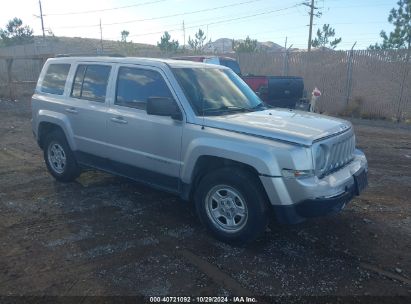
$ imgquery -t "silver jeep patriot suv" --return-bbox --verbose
[31,57,368,243]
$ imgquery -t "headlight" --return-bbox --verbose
[315,144,327,173]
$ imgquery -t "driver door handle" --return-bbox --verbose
[65,107,78,114]
[110,116,128,124]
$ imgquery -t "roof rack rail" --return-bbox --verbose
[55,53,125,58]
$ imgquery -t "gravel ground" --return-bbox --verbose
[0,98,410,301]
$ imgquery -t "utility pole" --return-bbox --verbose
[99,19,104,53]
[283,37,288,76]
[182,20,186,49]
[38,0,45,38]
[303,0,318,52]
[345,42,357,105]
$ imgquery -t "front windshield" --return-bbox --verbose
[172,67,264,116]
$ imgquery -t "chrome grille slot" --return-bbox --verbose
[342,139,349,163]
[325,133,355,175]
[328,145,336,170]
[336,142,343,167]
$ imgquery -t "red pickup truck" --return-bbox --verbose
[173,55,310,110]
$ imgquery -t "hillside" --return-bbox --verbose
[0,36,159,57]
[204,38,285,53]
[0,36,295,57]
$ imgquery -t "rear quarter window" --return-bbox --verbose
[41,64,71,95]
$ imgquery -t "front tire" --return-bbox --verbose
[43,130,81,182]
[194,167,269,244]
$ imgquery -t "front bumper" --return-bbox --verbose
[260,149,368,224]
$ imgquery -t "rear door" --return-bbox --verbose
[106,64,183,191]
[35,62,72,136]
[65,62,114,157]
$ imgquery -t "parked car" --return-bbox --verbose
[173,55,311,109]
[31,56,368,244]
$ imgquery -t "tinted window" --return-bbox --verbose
[115,67,173,110]
[41,64,70,95]
[71,65,86,98]
[71,64,111,102]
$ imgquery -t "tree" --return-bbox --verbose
[0,18,34,46]
[232,36,258,53]
[157,31,179,53]
[188,28,206,53]
[369,0,411,50]
[121,30,129,43]
[311,24,342,49]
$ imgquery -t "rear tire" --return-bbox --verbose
[43,130,81,182]
[194,167,268,244]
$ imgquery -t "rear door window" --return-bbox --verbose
[115,67,173,110]
[71,64,111,102]
[41,64,71,95]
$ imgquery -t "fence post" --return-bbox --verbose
[283,50,289,76]
[6,58,14,101]
[395,50,410,122]
[345,42,356,106]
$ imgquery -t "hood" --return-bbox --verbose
[202,109,351,146]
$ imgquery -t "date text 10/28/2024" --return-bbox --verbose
[149,296,258,303]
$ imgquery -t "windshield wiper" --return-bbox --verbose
[251,102,273,110]
[203,105,253,114]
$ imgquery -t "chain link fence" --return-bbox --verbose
[238,50,411,122]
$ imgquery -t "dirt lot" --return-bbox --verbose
[0,98,410,300]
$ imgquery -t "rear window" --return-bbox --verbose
[71,64,111,102]
[41,64,71,95]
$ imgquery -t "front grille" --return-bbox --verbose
[325,133,355,175]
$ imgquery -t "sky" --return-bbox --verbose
[0,0,399,50]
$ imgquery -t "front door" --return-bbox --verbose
[106,64,183,191]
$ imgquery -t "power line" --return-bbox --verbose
[162,8,300,37]
[247,21,385,39]
[54,0,266,29]
[198,9,301,30]
[142,5,299,34]
[125,3,302,38]
[44,0,167,16]
[104,6,301,41]
[327,2,395,9]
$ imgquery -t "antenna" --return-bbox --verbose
[201,62,205,130]
[201,103,205,130]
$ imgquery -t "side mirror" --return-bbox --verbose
[146,97,183,121]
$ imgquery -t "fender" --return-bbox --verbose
[180,137,286,184]
[37,109,77,151]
